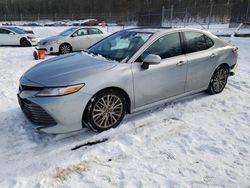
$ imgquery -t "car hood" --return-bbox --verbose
[19,33,36,38]
[22,53,117,87]
[40,35,63,43]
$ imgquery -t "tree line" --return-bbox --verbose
[0,0,249,23]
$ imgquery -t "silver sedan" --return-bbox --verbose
[18,28,238,133]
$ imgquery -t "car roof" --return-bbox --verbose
[76,26,101,29]
[124,27,212,36]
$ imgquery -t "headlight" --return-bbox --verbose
[36,84,85,97]
[27,36,37,42]
[46,40,61,45]
[46,40,56,45]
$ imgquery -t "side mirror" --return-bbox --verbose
[71,33,77,38]
[9,32,15,35]
[141,54,161,69]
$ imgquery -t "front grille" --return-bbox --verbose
[18,97,57,126]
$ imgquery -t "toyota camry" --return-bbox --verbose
[18,28,238,133]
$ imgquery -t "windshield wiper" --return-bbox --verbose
[101,54,120,62]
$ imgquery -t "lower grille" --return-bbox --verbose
[18,96,57,126]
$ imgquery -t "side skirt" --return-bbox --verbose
[131,86,208,114]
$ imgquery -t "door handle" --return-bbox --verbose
[176,61,185,66]
[211,53,216,58]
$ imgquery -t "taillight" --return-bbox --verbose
[232,47,239,53]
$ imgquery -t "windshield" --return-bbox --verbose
[8,27,26,34]
[59,28,78,36]
[88,31,153,62]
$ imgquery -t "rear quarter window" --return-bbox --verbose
[184,31,214,53]
[88,28,103,35]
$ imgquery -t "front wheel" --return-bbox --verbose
[207,65,229,94]
[59,44,71,54]
[84,90,127,132]
[20,38,31,47]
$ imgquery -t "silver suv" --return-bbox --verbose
[18,28,238,134]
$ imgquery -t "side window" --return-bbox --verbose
[204,35,214,48]
[0,29,10,34]
[184,32,214,53]
[139,32,182,61]
[88,28,103,35]
[74,29,88,36]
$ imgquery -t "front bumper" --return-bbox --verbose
[27,38,38,46]
[39,43,60,54]
[18,89,92,134]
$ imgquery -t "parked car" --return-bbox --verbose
[230,22,250,43]
[39,27,109,54]
[23,22,42,27]
[44,21,66,27]
[2,22,16,26]
[72,19,99,26]
[80,19,99,26]
[0,27,38,46]
[18,28,238,134]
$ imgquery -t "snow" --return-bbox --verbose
[0,26,250,188]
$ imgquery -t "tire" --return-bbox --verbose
[207,65,229,95]
[20,38,31,47]
[59,43,71,54]
[84,90,127,132]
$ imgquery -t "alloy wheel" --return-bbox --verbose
[60,45,71,54]
[92,95,123,128]
[212,68,228,93]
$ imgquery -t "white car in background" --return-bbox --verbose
[39,27,109,54]
[0,27,38,46]
[230,22,250,43]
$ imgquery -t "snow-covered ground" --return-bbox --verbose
[0,27,250,188]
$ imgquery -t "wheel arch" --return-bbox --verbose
[20,37,31,46]
[218,63,230,72]
[82,86,132,128]
[89,87,131,113]
[59,42,72,52]
[207,62,230,95]
[20,37,26,42]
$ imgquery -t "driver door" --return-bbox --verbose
[71,28,91,51]
[132,32,188,108]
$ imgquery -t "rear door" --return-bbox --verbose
[183,31,217,92]
[132,32,188,108]
[87,28,105,46]
[71,28,90,50]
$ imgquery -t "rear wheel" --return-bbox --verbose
[59,43,71,54]
[84,90,126,132]
[20,38,31,47]
[207,65,229,94]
